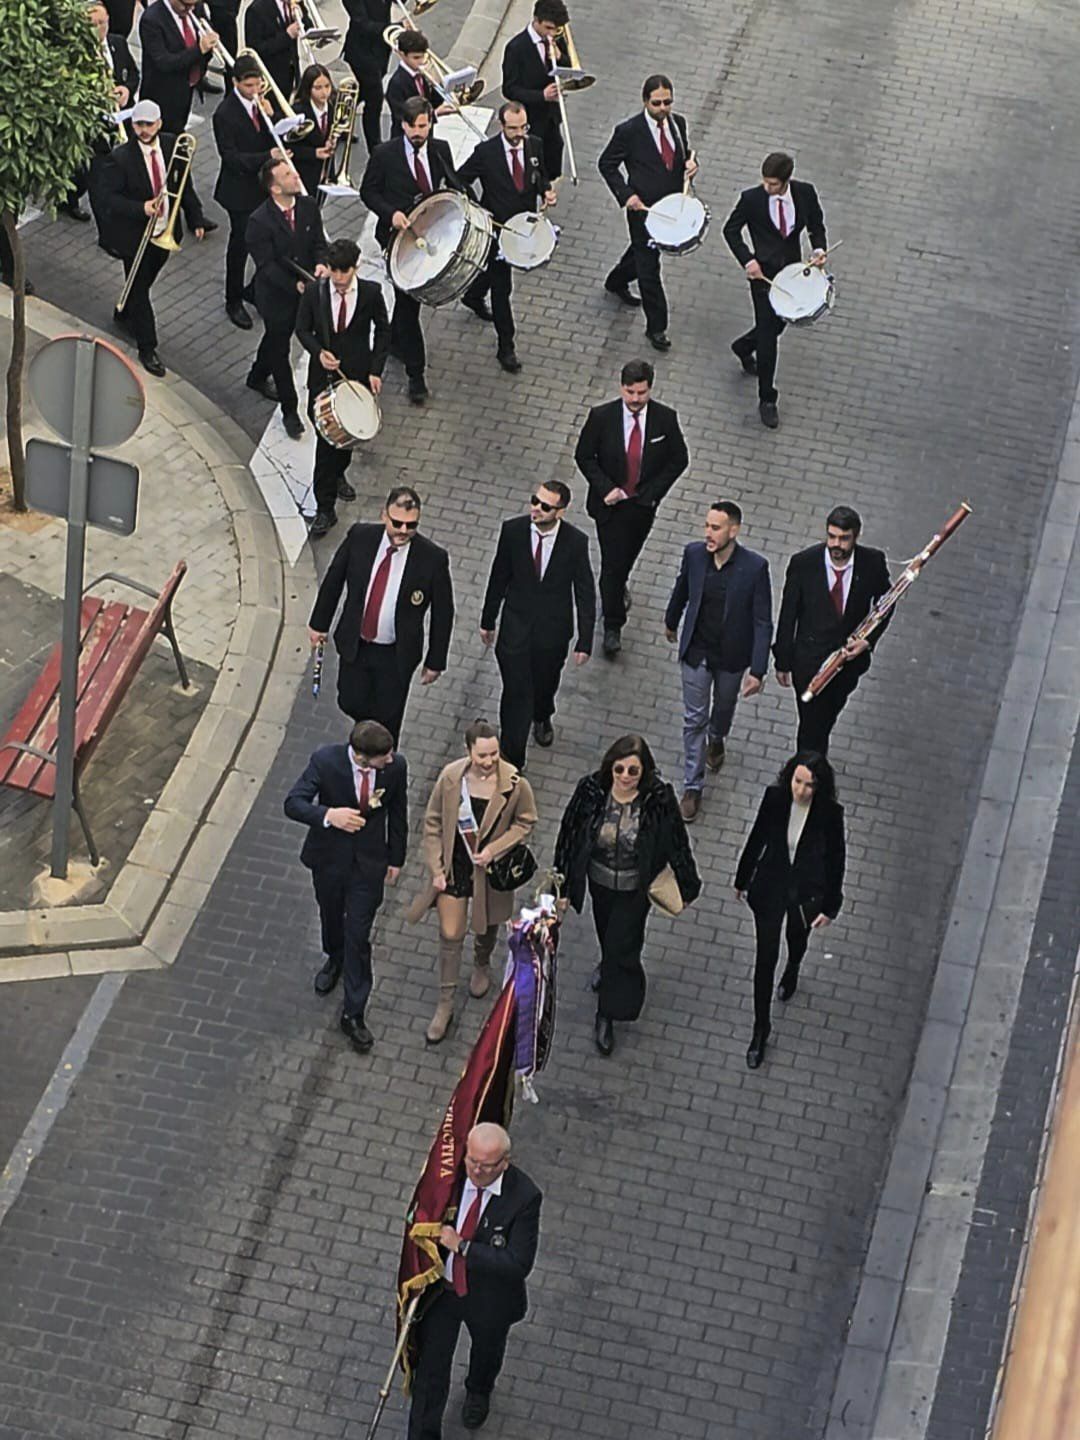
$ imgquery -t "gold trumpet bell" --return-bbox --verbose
[411,0,440,12]
[150,228,183,252]
[453,78,485,105]
[557,70,595,93]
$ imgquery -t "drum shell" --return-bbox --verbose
[497,214,559,272]
[768,262,835,326]
[645,194,711,256]
[313,381,381,450]
[388,192,494,307]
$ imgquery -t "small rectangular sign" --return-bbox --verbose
[25,438,139,536]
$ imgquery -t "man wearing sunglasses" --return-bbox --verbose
[481,482,595,770]
[308,486,455,744]
[598,74,698,350]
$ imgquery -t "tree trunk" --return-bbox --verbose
[2,211,27,512]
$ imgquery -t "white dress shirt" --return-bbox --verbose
[166,0,197,41]
[530,520,559,579]
[444,1172,503,1287]
[363,533,408,645]
[503,135,526,180]
[770,190,795,236]
[622,402,648,447]
[644,111,675,158]
[824,554,853,611]
[405,137,431,184]
[138,141,169,234]
[349,752,378,805]
[527,22,553,72]
[329,278,359,332]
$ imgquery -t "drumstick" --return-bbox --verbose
[682,149,696,198]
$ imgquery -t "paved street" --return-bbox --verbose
[2,0,1080,1437]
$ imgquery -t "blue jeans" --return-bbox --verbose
[680,661,744,792]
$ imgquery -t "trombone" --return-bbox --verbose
[384,5,485,106]
[548,23,594,185]
[235,46,315,139]
[291,0,341,71]
[117,132,197,313]
[319,77,359,191]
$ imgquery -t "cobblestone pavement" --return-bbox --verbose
[3,1,1080,1438]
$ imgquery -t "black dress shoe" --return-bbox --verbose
[777,967,799,1002]
[623,586,632,613]
[408,377,429,405]
[246,373,279,402]
[746,1026,769,1069]
[60,200,91,223]
[314,959,342,996]
[138,348,166,378]
[226,302,253,330]
[604,280,641,308]
[595,1014,614,1056]
[462,296,493,322]
[308,509,338,539]
[731,342,757,375]
[283,411,305,439]
[759,401,779,429]
[532,719,553,747]
[337,477,356,501]
[341,1013,374,1054]
[646,330,672,352]
[602,626,621,656]
[589,965,600,994]
[461,1391,490,1429]
[497,348,522,373]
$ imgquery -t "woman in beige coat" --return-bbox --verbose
[406,720,538,1044]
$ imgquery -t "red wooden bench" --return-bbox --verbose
[0,562,190,865]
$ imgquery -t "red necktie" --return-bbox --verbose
[625,413,642,496]
[337,295,347,332]
[511,146,525,193]
[830,569,845,617]
[414,71,425,97]
[320,111,329,138]
[542,36,552,70]
[452,1189,485,1297]
[360,551,393,642]
[534,534,543,577]
[777,197,788,237]
[413,152,431,195]
[285,206,295,229]
[181,14,201,87]
[356,768,371,811]
[150,149,164,195]
[250,103,261,132]
[658,118,674,171]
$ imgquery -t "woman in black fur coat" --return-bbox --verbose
[553,734,701,1056]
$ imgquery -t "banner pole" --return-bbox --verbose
[365,1291,424,1440]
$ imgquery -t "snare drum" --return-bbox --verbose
[498,213,559,271]
[312,380,381,450]
[768,262,835,326]
[644,193,710,256]
[388,192,494,307]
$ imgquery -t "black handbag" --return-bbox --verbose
[487,843,538,893]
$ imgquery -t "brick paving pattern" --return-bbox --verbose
[2,1,1080,1438]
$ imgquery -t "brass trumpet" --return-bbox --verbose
[320,77,359,190]
[383,10,485,107]
[117,132,197,312]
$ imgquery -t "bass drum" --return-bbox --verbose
[313,380,381,449]
[768,262,835,326]
[644,193,710,256]
[388,192,494,307]
[498,213,559,272]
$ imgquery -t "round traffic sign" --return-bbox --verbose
[28,333,146,449]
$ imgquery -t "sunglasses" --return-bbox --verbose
[612,762,642,776]
[531,494,561,512]
[388,516,419,531]
[650,98,674,107]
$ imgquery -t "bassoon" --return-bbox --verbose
[801,501,972,702]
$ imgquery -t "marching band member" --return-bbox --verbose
[139,0,217,136]
[458,100,556,374]
[290,63,338,196]
[722,151,827,429]
[96,99,208,377]
[295,237,390,538]
[359,96,463,406]
[61,2,142,224]
[212,52,287,329]
[385,29,449,138]
[501,0,570,182]
[104,0,137,36]
[244,0,301,103]
[245,156,330,438]
[598,74,698,353]
[342,0,393,155]
[207,0,240,79]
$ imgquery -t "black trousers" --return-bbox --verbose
[251,311,299,416]
[208,6,238,76]
[224,206,254,306]
[751,902,809,1030]
[306,391,352,516]
[536,122,563,184]
[158,91,196,138]
[605,209,667,335]
[589,877,651,1022]
[733,279,786,403]
[336,642,412,745]
[391,287,425,379]
[495,642,568,770]
[105,0,136,34]
[407,1287,515,1440]
[119,246,170,351]
[348,62,386,153]
[793,663,862,755]
[311,864,385,1019]
[463,250,515,350]
[593,501,655,631]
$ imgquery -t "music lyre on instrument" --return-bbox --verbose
[116,132,198,312]
[312,640,325,699]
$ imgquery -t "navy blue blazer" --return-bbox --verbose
[664,541,773,676]
[284,746,408,878]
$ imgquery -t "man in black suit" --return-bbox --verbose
[208,0,240,79]
[359,97,462,403]
[458,101,557,374]
[664,501,773,821]
[385,29,451,136]
[574,358,689,655]
[409,1122,542,1438]
[774,505,892,754]
[343,0,392,154]
[243,0,300,100]
[308,487,454,742]
[722,150,828,429]
[598,74,698,352]
[61,3,142,223]
[139,0,217,135]
[501,0,570,181]
[245,156,329,437]
[95,100,209,376]
[284,719,407,1055]
[212,53,287,329]
[295,237,390,537]
[480,482,595,770]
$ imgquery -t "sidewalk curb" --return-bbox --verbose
[0,293,315,981]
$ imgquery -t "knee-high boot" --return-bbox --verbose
[469,925,499,999]
[426,936,463,1045]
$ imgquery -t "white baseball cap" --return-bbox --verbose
[131,99,162,123]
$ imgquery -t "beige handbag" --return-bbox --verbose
[647,864,684,917]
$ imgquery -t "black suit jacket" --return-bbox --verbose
[360,135,462,249]
[574,398,689,520]
[310,523,455,677]
[501,28,567,140]
[244,0,299,98]
[446,1165,542,1326]
[138,0,211,125]
[246,196,328,319]
[385,62,441,137]
[481,516,595,656]
[284,746,408,879]
[94,134,206,259]
[458,134,549,223]
[773,543,892,688]
[722,179,827,279]
[598,110,690,208]
[734,785,846,920]
[212,89,278,213]
[342,0,392,74]
[107,33,140,95]
[295,277,390,391]
[289,101,333,195]
[664,541,773,676]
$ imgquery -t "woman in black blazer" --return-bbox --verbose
[290,64,337,200]
[734,751,846,1069]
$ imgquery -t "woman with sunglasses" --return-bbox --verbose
[406,719,538,1044]
[553,734,700,1055]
